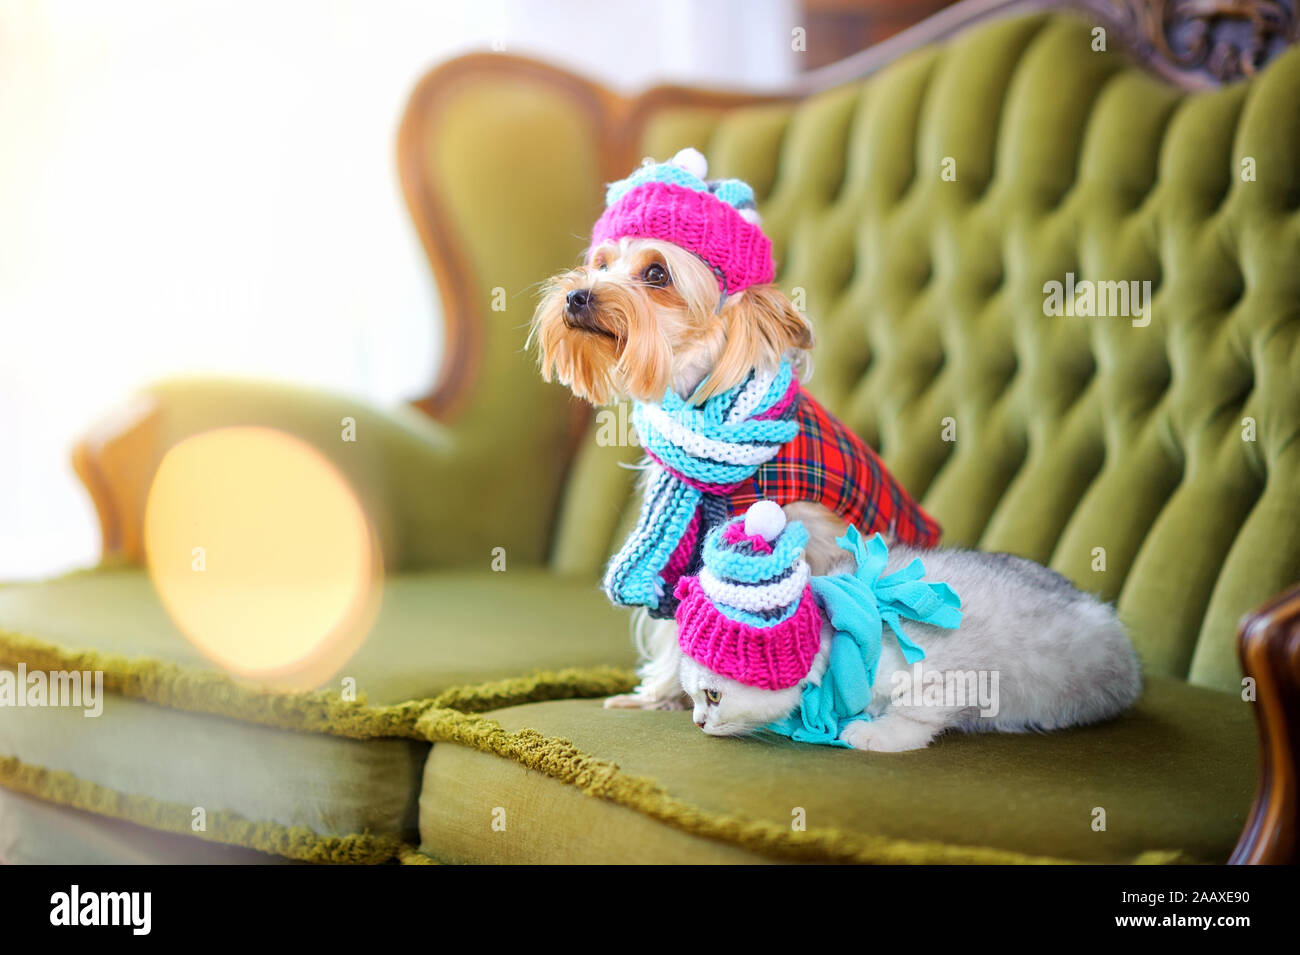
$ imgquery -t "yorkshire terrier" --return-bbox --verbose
[530,149,940,710]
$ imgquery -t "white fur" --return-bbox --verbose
[603,607,690,710]
[677,545,1143,750]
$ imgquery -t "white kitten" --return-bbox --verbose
[679,546,1142,751]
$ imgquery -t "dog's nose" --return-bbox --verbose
[695,721,706,730]
[566,288,592,316]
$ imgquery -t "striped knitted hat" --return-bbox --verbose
[673,500,823,690]
[590,147,774,296]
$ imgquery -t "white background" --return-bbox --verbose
[0,0,797,579]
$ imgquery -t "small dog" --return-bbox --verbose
[531,149,939,710]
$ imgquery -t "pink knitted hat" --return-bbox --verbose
[674,501,823,690]
[590,148,775,295]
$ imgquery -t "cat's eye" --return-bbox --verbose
[642,263,669,286]
[704,689,721,705]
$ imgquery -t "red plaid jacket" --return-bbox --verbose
[728,387,941,548]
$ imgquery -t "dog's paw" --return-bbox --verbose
[839,716,935,752]
[603,692,688,711]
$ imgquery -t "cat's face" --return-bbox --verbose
[679,654,808,736]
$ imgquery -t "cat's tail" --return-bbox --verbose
[1046,598,1142,730]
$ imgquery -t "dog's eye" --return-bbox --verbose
[705,689,721,705]
[642,263,669,286]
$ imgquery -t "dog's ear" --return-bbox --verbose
[742,284,814,352]
[695,284,813,402]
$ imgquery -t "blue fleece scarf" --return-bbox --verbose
[766,528,963,747]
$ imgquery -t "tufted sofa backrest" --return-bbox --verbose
[545,14,1300,693]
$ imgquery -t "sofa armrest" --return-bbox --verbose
[1230,582,1300,864]
[72,377,524,573]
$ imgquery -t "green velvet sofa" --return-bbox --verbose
[3,0,1299,865]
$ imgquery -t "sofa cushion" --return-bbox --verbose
[418,675,1256,864]
[0,675,428,861]
[0,785,296,865]
[0,567,637,861]
[0,566,636,704]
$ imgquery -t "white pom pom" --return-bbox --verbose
[737,208,763,226]
[743,500,787,542]
[670,147,708,181]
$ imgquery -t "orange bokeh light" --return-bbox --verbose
[144,426,382,691]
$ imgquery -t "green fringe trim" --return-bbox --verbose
[396,844,440,865]
[0,626,1195,865]
[0,626,635,738]
[0,755,404,864]
[412,707,1195,865]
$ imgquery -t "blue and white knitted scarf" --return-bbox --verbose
[603,360,801,618]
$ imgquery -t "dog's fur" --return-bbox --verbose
[532,238,1141,748]
[532,237,812,407]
